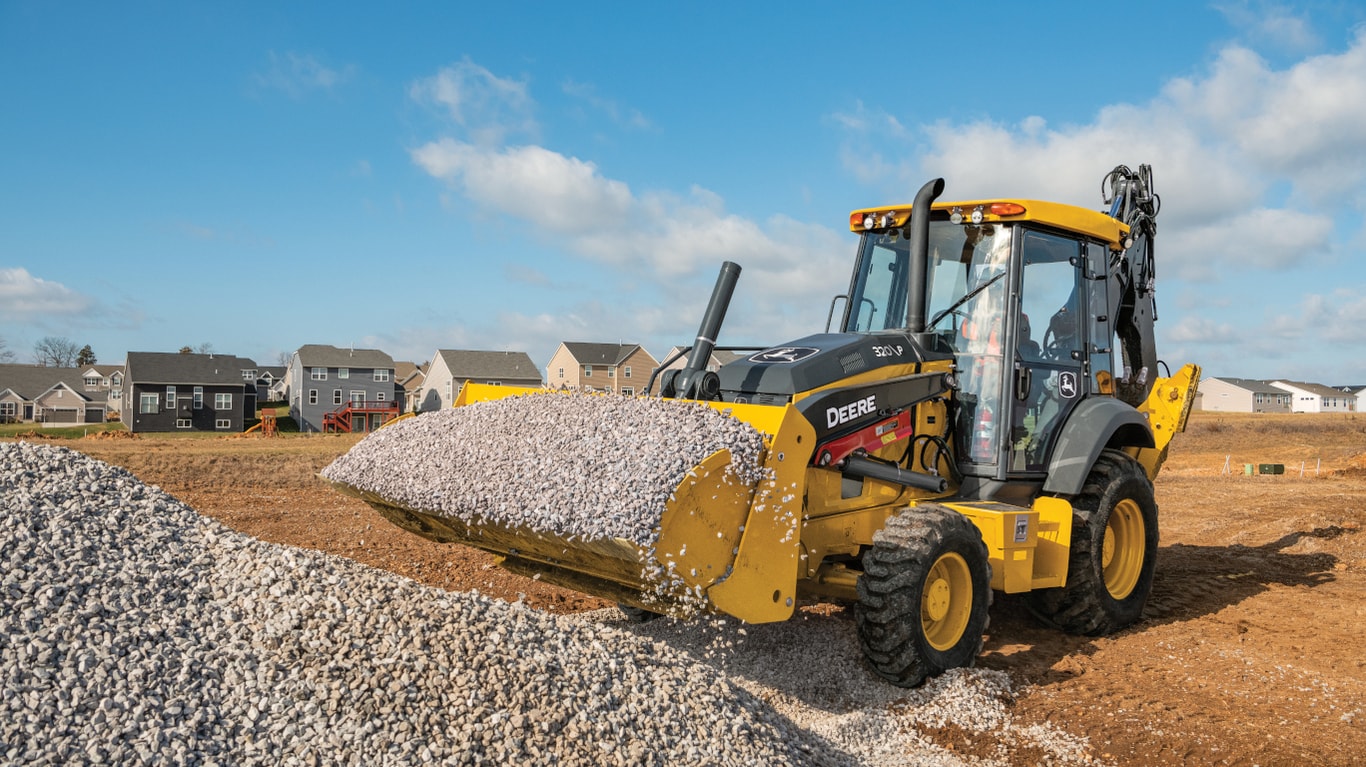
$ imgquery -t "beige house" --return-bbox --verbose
[658,346,748,374]
[546,342,659,395]
[1196,377,1292,413]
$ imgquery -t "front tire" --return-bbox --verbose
[856,504,992,687]
[1028,449,1159,635]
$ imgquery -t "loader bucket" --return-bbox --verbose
[325,383,815,623]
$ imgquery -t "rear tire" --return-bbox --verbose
[856,504,992,687]
[1028,449,1158,635]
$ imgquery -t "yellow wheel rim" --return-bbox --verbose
[922,552,973,651]
[1101,499,1145,600]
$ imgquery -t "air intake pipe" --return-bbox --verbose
[905,178,946,334]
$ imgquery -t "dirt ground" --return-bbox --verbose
[56,411,1365,766]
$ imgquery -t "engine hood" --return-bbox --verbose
[718,332,946,403]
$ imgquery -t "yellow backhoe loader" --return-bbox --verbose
[329,164,1199,687]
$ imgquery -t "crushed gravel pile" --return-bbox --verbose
[0,441,845,766]
[321,393,768,546]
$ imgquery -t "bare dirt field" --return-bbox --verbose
[54,411,1366,766]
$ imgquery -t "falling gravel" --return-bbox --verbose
[321,393,769,546]
[0,441,841,766]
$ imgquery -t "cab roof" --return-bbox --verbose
[848,198,1127,247]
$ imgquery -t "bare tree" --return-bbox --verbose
[276,350,293,367]
[33,336,80,367]
[196,342,214,355]
[0,336,15,364]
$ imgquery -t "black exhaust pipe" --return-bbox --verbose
[906,178,945,333]
[669,261,741,400]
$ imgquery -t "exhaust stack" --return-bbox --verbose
[905,178,945,334]
[668,261,741,401]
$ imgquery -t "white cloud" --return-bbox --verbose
[409,58,536,147]
[1164,33,1366,199]
[1215,1,1321,53]
[254,51,350,98]
[562,79,652,130]
[0,268,93,321]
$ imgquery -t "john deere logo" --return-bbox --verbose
[1058,371,1078,399]
[751,347,819,364]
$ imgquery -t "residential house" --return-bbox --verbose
[1195,377,1292,413]
[0,364,108,425]
[123,352,258,433]
[1269,380,1357,413]
[419,350,541,412]
[395,361,428,414]
[658,346,749,374]
[288,344,399,433]
[257,366,287,402]
[545,343,659,395]
[79,364,125,418]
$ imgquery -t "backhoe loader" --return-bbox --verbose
[329,164,1200,687]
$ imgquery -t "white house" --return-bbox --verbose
[1269,380,1357,413]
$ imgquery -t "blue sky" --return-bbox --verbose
[3,2,1365,385]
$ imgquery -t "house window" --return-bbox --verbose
[376,391,386,401]
[176,418,192,429]
[584,365,592,377]
[486,381,501,386]
[621,386,634,396]
[215,393,232,410]
[166,386,176,407]
[241,370,256,380]
[334,389,343,405]
[608,367,615,378]
[84,376,100,390]
[374,370,390,382]
[0,403,15,417]
[624,366,632,378]
[308,389,318,405]
[193,387,203,409]
[445,381,453,400]
[140,393,159,414]
[350,391,365,404]
[215,419,231,430]
[311,367,327,381]
[339,368,349,379]
[558,367,564,379]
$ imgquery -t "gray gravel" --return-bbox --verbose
[2,439,1108,767]
[0,441,838,766]
[320,393,768,546]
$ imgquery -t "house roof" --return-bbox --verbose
[125,352,256,386]
[1206,377,1287,395]
[296,344,395,369]
[437,350,541,381]
[0,364,88,399]
[560,342,652,367]
[259,366,286,380]
[1270,380,1351,398]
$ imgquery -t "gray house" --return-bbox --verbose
[123,352,258,433]
[419,350,542,411]
[288,344,400,433]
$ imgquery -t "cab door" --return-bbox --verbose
[1009,230,1086,473]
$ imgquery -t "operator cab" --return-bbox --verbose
[840,203,1122,485]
